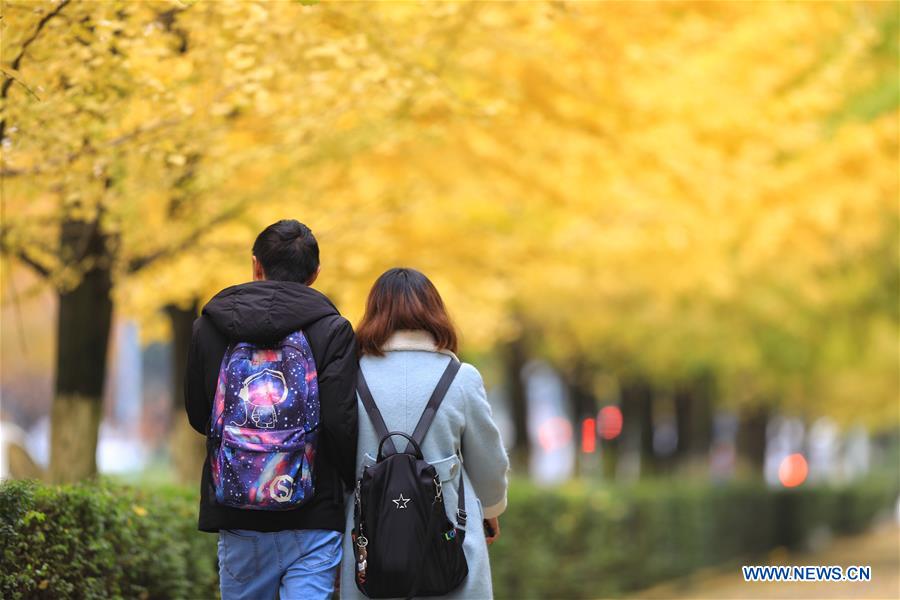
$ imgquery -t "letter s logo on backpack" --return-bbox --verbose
[209,331,320,511]
[270,475,294,502]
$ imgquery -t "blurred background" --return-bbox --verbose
[1,1,898,599]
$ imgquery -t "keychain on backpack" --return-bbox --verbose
[353,481,368,584]
[352,530,368,584]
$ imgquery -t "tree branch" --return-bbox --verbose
[127,202,247,273]
[0,218,54,279]
[1,0,72,141]
[0,242,52,278]
[0,68,41,101]
[0,116,184,177]
[8,0,71,72]
[14,250,51,278]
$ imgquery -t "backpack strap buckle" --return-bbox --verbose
[456,508,467,528]
[434,476,443,502]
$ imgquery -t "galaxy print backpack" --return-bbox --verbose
[209,331,319,510]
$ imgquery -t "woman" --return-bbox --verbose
[340,268,510,599]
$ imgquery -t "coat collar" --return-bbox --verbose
[382,329,458,359]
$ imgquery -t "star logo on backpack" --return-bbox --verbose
[392,493,411,509]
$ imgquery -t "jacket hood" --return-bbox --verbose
[202,280,339,343]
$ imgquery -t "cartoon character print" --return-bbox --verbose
[232,368,288,429]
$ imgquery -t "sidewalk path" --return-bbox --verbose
[631,523,899,600]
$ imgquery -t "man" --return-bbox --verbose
[185,219,358,599]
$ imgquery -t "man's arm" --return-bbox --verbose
[316,317,359,491]
[184,317,210,434]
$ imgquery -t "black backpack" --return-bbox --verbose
[352,357,469,598]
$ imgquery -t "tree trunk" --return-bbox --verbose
[49,218,113,483]
[620,378,655,478]
[8,442,44,480]
[601,434,620,480]
[637,384,655,476]
[567,361,598,476]
[673,373,714,469]
[673,387,690,462]
[165,302,206,484]
[737,405,769,477]
[502,337,530,471]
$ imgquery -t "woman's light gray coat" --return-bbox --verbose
[340,330,510,600]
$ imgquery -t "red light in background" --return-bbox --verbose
[537,417,573,452]
[778,453,808,488]
[581,418,597,453]
[598,405,623,440]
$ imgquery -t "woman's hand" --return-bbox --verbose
[483,517,500,545]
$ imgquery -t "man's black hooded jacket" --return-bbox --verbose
[184,280,358,533]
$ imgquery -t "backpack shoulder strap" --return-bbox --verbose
[406,357,462,452]
[209,342,237,436]
[456,461,467,533]
[357,367,397,456]
[412,358,467,535]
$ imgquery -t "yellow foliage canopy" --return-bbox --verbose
[1,1,897,426]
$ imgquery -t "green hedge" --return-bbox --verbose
[490,476,899,599]
[1,476,895,599]
[0,480,217,600]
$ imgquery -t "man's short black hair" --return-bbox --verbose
[252,220,319,283]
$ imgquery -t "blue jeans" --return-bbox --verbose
[218,529,342,600]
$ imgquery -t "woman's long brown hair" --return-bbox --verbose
[356,268,458,356]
